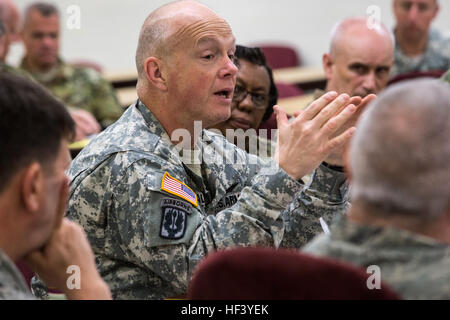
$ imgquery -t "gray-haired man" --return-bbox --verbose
[304,79,450,299]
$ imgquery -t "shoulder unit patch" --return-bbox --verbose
[160,197,190,240]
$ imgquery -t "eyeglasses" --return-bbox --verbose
[232,84,269,109]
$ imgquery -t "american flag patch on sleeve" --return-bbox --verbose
[161,172,198,207]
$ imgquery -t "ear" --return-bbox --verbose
[21,163,45,214]
[144,56,168,91]
[322,53,334,81]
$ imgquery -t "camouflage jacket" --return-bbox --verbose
[392,29,450,77]
[303,217,450,299]
[0,62,31,78]
[442,69,450,84]
[0,250,34,300]
[44,100,348,300]
[20,58,123,128]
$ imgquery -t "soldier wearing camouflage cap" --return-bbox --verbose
[19,2,123,130]
[304,79,450,299]
[35,0,366,299]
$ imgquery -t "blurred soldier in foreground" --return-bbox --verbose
[0,73,111,300]
[304,79,450,299]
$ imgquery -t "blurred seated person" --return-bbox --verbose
[303,79,450,299]
[0,3,27,77]
[391,0,450,77]
[1,3,99,142]
[0,72,111,300]
[210,45,277,158]
[20,2,123,130]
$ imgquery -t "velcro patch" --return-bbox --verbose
[160,197,190,240]
[161,172,198,207]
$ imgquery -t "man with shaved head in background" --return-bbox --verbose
[392,0,450,77]
[316,17,393,167]
[40,0,366,299]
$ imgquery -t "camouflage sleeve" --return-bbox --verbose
[106,158,302,298]
[86,71,124,128]
[279,163,350,249]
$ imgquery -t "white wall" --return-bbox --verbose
[8,0,450,73]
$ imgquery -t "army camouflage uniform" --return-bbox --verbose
[303,217,450,299]
[441,69,450,84]
[0,62,31,78]
[32,100,348,300]
[391,29,450,78]
[0,250,34,300]
[20,58,123,128]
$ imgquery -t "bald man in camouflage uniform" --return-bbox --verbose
[31,1,365,300]
[304,79,450,299]
[20,3,122,128]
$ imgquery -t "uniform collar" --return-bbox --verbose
[331,217,448,250]
[20,57,72,84]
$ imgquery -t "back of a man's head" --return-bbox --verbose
[350,79,450,221]
[0,73,74,194]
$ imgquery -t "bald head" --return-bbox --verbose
[330,17,394,59]
[351,79,450,220]
[135,0,232,79]
[323,17,394,97]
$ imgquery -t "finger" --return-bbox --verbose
[313,93,350,129]
[300,91,338,121]
[349,96,362,107]
[321,103,357,136]
[55,177,70,230]
[325,126,356,154]
[274,105,289,128]
[358,94,376,109]
[293,110,303,117]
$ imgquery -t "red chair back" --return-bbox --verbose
[188,247,401,300]
[388,70,446,86]
[258,45,301,69]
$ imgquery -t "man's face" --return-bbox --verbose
[35,139,71,249]
[22,11,59,69]
[164,16,238,128]
[324,33,393,97]
[394,0,439,40]
[216,58,271,132]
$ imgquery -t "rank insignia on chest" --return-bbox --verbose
[160,197,191,240]
[161,172,198,207]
